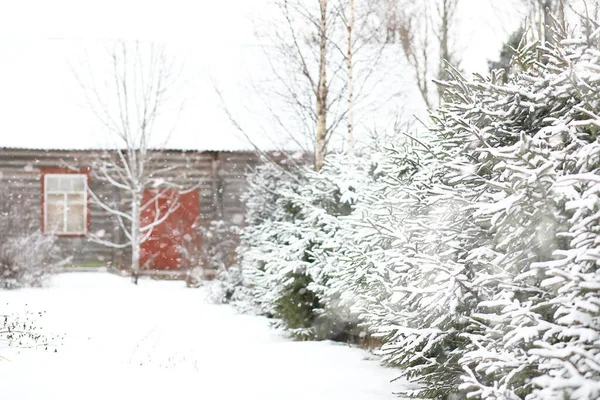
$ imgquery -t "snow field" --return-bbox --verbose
[0,273,402,400]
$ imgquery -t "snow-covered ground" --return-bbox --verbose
[0,273,401,400]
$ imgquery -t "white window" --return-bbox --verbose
[44,174,87,235]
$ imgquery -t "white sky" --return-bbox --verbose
[0,1,256,44]
[0,0,525,151]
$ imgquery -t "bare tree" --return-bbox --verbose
[215,0,344,171]
[216,0,391,167]
[434,0,460,97]
[336,0,388,155]
[214,0,337,171]
[396,2,433,108]
[519,0,566,44]
[578,0,600,40]
[277,0,389,160]
[379,0,461,108]
[507,0,600,63]
[260,0,339,171]
[77,42,189,283]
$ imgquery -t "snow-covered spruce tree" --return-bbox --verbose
[524,27,600,400]
[456,25,600,399]
[287,154,376,340]
[328,21,600,399]
[233,161,304,316]
[236,155,373,339]
[328,130,490,398]
[530,131,600,399]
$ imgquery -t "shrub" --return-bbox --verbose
[184,219,240,287]
[198,220,240,273]
[0,192,59,289]
[0,232,58,289]
[234,155,375,339]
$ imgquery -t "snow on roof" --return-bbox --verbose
[0,38,424,154]
[0,39,288,152]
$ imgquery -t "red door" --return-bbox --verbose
[140,190,200,270]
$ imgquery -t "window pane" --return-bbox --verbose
[59,176,72,191]
[67,193,85,203]
[47,193,64,204]
[71,176,86,192]
[66,203,85,233]
[46,203,64,233]
[46,176,60,191]
[44,174,87,233]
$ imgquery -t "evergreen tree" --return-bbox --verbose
[236,155,373,339]
[230,13,600,400]
[450,22,600,400]
[333,17,600,399]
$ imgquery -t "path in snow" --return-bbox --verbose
[0,273,402,400]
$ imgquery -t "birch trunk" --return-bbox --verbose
[346,0,355,156]
[315,0,328,171]
[131,192,141,283]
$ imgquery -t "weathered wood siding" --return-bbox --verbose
[0,148,263,267]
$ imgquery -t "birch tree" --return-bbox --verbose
[243,0,388,170]
[346,0,355,155]
[315,0,329,171]
[255,0,336,171]
[78,42,187,283]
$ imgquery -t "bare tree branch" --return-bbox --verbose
[77,41,190,283]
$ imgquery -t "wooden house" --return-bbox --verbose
[0,146,270,274]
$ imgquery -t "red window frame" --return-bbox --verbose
[41,167,91,237]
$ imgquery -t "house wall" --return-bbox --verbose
[0,148,264,268]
